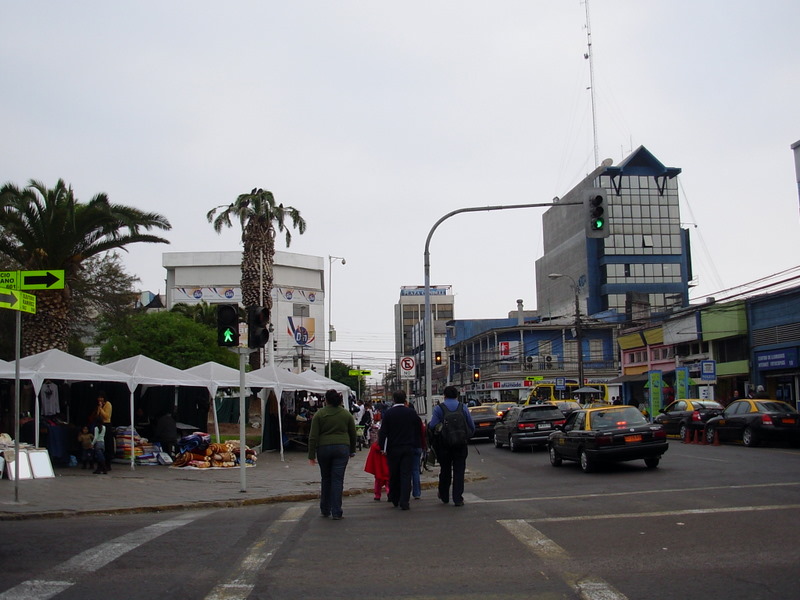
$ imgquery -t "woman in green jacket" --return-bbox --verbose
[308,389,357,520]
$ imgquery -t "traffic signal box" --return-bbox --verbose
[435,351,442,365]
[217,304,240,347]
[247,306,270,348]
[472,368,481,383]
[584,188,609,238]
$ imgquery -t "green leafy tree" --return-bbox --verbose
[170,300,220,327]
[0,179,171,355]
[97,311,238,369]
[329,360,360,392]
[207,188,306,369]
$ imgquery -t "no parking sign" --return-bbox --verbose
[400,356,416,380]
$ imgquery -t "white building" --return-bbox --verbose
[163,251,325,372]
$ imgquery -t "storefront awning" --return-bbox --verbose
[606,373,650,384]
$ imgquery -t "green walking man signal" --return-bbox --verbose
[217,304,240,347]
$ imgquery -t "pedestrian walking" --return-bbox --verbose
[428,386,475,507]
[308,389,357,520]
[364,441,390,501]
[378,390,422,511]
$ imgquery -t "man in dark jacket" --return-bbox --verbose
[378,390,422,510]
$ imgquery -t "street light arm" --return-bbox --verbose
[424,201,562,406]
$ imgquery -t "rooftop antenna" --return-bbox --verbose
[584,0,599,167]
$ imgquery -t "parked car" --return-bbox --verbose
[493,402,517,418]
[468,405,498,441]
[548,406,669,473]
[494,405,566,451]
[654,399,724,439]
[704,399,800,447]
[552,400,581,418]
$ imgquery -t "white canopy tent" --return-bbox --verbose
[299,369,352,405]
[105,355,211,468]
[15,349,135,467]
[183,361,276,442]
[249,365,328,460]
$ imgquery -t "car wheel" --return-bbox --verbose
[679,423,689,441]
[742,426,758,447]
[705,426,716,445]
[644,457,660,469]
[509,435,517,452]
[549,444,562,467]
[579,449,593,473]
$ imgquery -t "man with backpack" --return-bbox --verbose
[428,386,475,507]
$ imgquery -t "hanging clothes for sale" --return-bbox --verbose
[40,380,60,416]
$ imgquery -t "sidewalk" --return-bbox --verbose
[0,448,455,520]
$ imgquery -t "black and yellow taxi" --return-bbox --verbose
[654,399,724,439]
[704,399,800,447]
[468,404,499,441]
[548,405,669,473]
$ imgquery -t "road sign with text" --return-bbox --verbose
[0,287,36,313]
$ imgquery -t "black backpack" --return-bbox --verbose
[438,401,469,447]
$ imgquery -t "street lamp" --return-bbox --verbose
[328,255,346,378]
[548,273,584,390]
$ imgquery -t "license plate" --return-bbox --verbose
[782,418,796,424]
[538,423,551,430]
[624,434,642,443]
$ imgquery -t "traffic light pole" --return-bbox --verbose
[230,346,256,493]
[424,201,580,408]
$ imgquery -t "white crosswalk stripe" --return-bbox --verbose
[0,510,216,600]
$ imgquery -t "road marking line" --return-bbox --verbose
[0,510,215,600]
[530,503,800,523]
[500,519,629,600]
[204,504,310,600]
[466,481,799,504]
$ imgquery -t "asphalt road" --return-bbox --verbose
[2,438,799,600]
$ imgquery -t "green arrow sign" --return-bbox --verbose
[349,369,372,376]
[20,270,65,290]
[0,287,36,313]
[0,269,65,290]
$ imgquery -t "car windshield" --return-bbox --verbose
[520,407,563,421]
[755,401,797,414]
[470,406,495,416]
[589,407,647,430]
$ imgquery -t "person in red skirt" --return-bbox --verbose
[364,441,390,501]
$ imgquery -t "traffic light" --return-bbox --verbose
[472,368,481,383]
[584,188,609,238]
[247,306,270,348]
[216,304,239,347]
[435,351,442,365]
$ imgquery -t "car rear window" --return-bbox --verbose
[520,407,563,421]
[470,406,495,416]
[590,407,647,430]
[756,401,797,414]
[695,401,723,409]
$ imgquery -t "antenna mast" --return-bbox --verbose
[584,0,599,167]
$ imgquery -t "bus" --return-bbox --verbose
[522,381,609,405]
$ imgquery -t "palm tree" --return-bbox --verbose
[170,301,220,327]
[0,179,171,355]
[207,188,306,366]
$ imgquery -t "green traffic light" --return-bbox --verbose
[592,217,605,230]
[223,328,235,343]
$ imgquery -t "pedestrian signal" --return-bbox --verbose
[217,304,239,347]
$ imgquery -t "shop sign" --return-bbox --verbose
[756,349,798,371]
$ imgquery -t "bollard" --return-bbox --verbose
[699,427,707,445]
[683,427,692,444]
[712,428,720,446]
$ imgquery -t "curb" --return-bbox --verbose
[0,474,487,521]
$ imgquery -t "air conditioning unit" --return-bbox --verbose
[525,355,538,365]
[542,354,555,369]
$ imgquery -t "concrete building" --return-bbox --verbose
[163,251,325,373]
[393,285,453,404]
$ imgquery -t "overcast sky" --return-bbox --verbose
[2,1,799,378]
